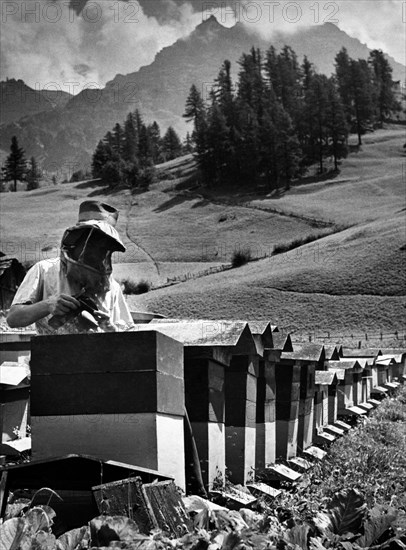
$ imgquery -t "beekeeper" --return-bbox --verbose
[7,200,134,334]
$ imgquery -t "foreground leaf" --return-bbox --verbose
[31,531,57,550]
[356,505,398,548]
[0,518,26,550]
[25,507,55,533]
[57,526,89,550]
[327,489,366,536]
[284,524,310,549]
[309,537,328,550]
[4,499,31,520]
[90,516,140,546]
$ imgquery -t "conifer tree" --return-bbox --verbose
[162,126,182,161]
[258,94,278,188]
[215,60,235,125]
[183,132,194,153]
[335,47,353,123]
[325,78,348,170]
[206,94,231,184]
[103,131,115,149]
[214,60,239,182]
[369,49,400,124]
[183,84,205,123]
[265,45,302,125]
[148,121,162,163]
[26,156,41,190]
[235,49,265,186]
[138,123,153,167]
[123,113,138,162]
[238,48,264,119]
[302,55,314,92]
[184,84,209,180]
[92,140,115,179]
[350,59,375,145]
[2,136,27,192]
[112,123,125,155]
[265,46,281,98]
[134,110,144,136]
[306,74,329,173]
[273,104,301,187]
[335,50,375,145]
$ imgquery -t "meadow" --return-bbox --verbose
[1,126,405,340]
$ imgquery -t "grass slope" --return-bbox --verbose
[1,127,405,336]
[249,129,405,225]
[126,188,324,262]
[129,128,406,334]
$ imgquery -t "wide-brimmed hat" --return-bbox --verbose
[61,201,126,252]
[78,200,119,227]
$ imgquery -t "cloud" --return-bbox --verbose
[0,0,403,94]
[0,0,202,91]
[64,0,405,66]
[212,0,404,65]
[335,0,405,65]
[73,63,92,77]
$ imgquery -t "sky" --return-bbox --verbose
[0,0,404,93]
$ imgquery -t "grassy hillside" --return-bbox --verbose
[249,129,405,225]
[1,127,405,337]
[128,128,406,336]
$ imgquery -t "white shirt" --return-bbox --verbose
[12,257,134,335]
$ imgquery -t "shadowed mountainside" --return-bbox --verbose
[0,18,404,173]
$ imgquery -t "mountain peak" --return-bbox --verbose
[194,14,224,32]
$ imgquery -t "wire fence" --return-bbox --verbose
[304,330,406,347]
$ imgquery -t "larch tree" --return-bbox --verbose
[162,126,182,161]
[123,113,138,162]
[325,78,348,171]
[26,156,41,190]
[369,49,400,124]
[3,136,27,192]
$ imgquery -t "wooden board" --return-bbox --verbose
[247,482,281,500]
[93,477,158,534]
[92,478,191,537]
[302,446,327,460]
[263,464,301,482]
[31,371,183,416]
[143,480,192,537]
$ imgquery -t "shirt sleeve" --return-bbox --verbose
[11,262,44,305]
[111,282,134,329]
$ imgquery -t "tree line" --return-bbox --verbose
[184,46,400,189]
[91,110,188,188]
[1,137,42,192]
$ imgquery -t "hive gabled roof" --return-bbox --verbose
[328,367,345,380]
[151,318,274,349]
[315,370,338,385]
[349,358,371,368]
[375,356,396,366]
[342,348,382,358]
[271,332,293,352]
[136,320,257,354]
[323,345,340,361]
[281,343,325,362]
[327,360,361,370]
[378,353,404,363]
[379,349,406,362]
